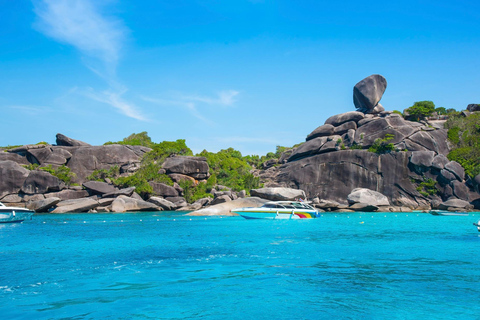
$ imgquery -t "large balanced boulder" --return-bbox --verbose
[82,181,117,195]
[250,187,306,201]
[0,161,30,199]
[353,74,387,113]
[347,188,390,206]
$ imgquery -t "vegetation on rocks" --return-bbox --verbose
[22,164,77,186]
[368,134,395,154]
[416,177,438,197]
[445,112,480,178]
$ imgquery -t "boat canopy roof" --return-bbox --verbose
[261,201,315,210]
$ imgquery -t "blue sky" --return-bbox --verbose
[1,0,480,155]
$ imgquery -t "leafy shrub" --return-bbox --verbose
[416,178,438,197]
[368,134,395,154]
[445,112,480,178]
[37,165,76,186]
[392,110,403,116]
[104,131,154,148]
[405,101,435,121]
[87,165,120,182]
[143,139,193,163]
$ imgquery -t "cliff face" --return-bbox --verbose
[265,74,479,208]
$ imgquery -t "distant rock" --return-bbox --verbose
[444,161,465,182]
[325,111,365,127]
[83,181,117,195]
[432,154,449,170]
[409,151,435,173]
[27,197,61,213]
[21,170,64,195]
[348,202,379,212]
[149,182,178,197]
[51,198,99,213]
[162,156,209,179]
[102,187,136,198]
[148,197,176,211]
[438,199,472,210]
[347,188,390,206]
[353,74,387,113]
[0,160,30,199]
[210,195,232,205]
[56,133,90,147]
[467,104,480,112]
[111,195,160,213]
[306,124,335,141]
[250,187,306,201]
[0,152,29,165]
[44,189,89,200]
[187,197,268,216]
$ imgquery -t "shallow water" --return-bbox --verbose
[1,212,480,319]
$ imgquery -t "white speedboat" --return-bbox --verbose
[473,220,480,232]
[231,201,320,219]
[0,202,34,223]
[429,210,468,216]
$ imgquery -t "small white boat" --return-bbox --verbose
[473,220,480,232]
[231,201,320,220]
[0,202,34,223]
[429,210,468,216]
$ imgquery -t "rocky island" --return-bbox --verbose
[1,75,479,214]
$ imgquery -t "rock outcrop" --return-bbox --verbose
[353,74,387,114]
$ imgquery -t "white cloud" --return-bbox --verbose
[83,88,148,121]
[141,96,213,124]
[182,90,240,106]
[33,0,127,70]
[8,105,51,115]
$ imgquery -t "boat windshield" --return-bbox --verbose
[0,202,5,207]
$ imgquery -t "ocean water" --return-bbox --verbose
[1,212,480,320]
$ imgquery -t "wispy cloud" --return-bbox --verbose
[33,0,147,121]
[8,105,51,115]
[83,87,148,121]
[182,90,240,106]
[141,96,212,124]
[33,0,127,71]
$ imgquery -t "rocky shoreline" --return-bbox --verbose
[1,74,479,215]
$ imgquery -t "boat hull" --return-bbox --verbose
[429,210,468,216]
[0,210,34,223]
[232,208,318,220]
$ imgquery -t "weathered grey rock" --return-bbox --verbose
[0,152,29,165]
[102,187,136,198]
[27,197,61,212]
[0,194,23,203]
[342,129,356,147]
[149,182,178,197]
[347,188,390,206]
[438,199,472,210]
[306,124,335,141]
[168,173,196,184]
[353,74,387,112]
[334,121,357,135]
[188,197,268,216]
[210,195,232,205]
[67,145,142,183]
[325,111,365,127]
[0,161,30,198]
[451,180,469,200]
[472,198,480,210]
[44,189,89,200]
[162,156,209,178]
[111,195,159,212]
[432,154,449,170]
[238,190,247,198]
[56,133,90,147]
[348,202,379,212]
[314,199,340,210]
[51,198,99,213]
[250,187,306,201]
[288,137,328,161]
[83,181,117,195]
[21,170,64,194]
[277,150,416,205]
[444,161,465,181]
[262,159,278,170]
[409,151,435,173]
[467,104,480,112]
[369,103,385,114]
[148,196,175,210]
[354,118,408,147]
[165,196,188,208]
[181,202,203,211]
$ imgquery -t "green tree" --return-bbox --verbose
[104,131,154,148]
[405,101,435,121]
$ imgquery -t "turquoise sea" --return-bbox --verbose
[1,211,480,319]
